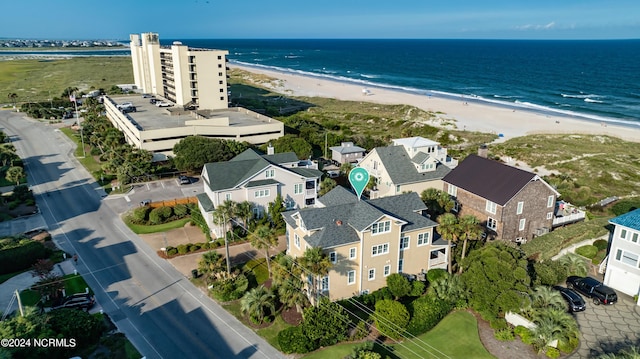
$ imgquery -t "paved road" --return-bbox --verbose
[0,111,284,359]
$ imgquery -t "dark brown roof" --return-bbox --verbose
[442,154,536,205]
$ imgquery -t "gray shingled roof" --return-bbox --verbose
[284,188,437,249]
[202,148,318,192]
[609,208,640,230]
[442,154,536,205]
[411,151,429,164]
[330,144,366,154]
[196,193,214,212]
[246,179,281,188]
[374,146,451,185]
[317,186,358,207]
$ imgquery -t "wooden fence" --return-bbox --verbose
[148,197,198,208]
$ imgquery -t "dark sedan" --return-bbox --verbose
[553,285,586,312]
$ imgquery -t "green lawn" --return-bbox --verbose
[256,315,293,351]
[64,273,92,295]
[19,288,42,307]
[302,311,494,359]
[125,217,192,234]
[58,127,101,172]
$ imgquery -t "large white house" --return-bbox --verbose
[604,208,640,305]
[197,148,323,237]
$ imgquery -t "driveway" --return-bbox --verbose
[570,290,640,358]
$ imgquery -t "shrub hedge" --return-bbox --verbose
[278,326,313,354]
[406,293,453,335]
[0,240,48,274]
[593,239,608,251]
[575,245,598,259]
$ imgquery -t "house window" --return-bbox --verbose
[448,184,457,197]
[398,259,404,273]
[349,247,357,259]
[487,217,497,231]
[519,218,526,231]
[254,189,270,198]
[621,229,627,239]
[294,183,303,195]
[486,201,497,214]
[632,232,639,243]
[547,196,554,208]
[546,212,553,220]
[384,265,391,277]
[371,243,389,256]
[253,207,262,218]
[517,201,524,215]
[368,269,375,281]
[321,276,329,292]
[225,193,232,201]
[396,185,401,193]
[616,249,639,268]
[329,251,337,264]
[347,270,356,285]
[417,232,430,246]
[371,220,391,235]
[400,234,410,250]
[294,233,300,249]
[265,169,275,178]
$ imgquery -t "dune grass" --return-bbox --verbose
[0,57,132,104]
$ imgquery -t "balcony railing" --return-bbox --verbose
[553,211,586,227]
[305,189,316,197]
[429,255,447,268]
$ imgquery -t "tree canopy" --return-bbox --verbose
[172,136,250,172]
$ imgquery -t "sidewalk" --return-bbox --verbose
[0,258,78,316]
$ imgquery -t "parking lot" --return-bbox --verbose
[104,176,204,215]
[570,289,640,358]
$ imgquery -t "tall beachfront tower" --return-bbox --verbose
[129,32,229,110]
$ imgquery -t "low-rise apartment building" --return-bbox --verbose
[604,208,640,304]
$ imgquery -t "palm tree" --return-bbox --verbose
[277,276,310,313]
[457,214,484,272]
[299,247,332,306]
[559,253,588,277]
[532,316,565,353]
[531,286,566,311]
[430,273,465,303]
[213,200,237,273]
[235,200,253,230]
[272,254,300,286]
[532,307,578,351]
[198,250,225,283]
[340,162,353,176]
[249,224,279,277]
[6,166,24,186]
[240,285,276,324]
[436,191,455,213]
[436,213,460,274]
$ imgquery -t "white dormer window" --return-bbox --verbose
[265,169,275,178]
[371,220,391,235]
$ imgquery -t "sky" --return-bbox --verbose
[2,0,639,40]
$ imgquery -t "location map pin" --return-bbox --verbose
[348,167,369,201]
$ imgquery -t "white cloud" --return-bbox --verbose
[515,22,556,31]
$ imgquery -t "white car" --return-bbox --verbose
[156,101,172,107]
[117,102,134,109]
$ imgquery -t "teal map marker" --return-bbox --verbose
[349,167,369,201]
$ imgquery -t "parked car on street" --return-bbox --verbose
[121,106,136,113]
[177,175,190,185]
[553,285,586,312]
[566,276,618,305]
[156,101,172,107]
[117,102,134,110]
[51,294,95,311]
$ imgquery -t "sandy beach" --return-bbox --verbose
[232,64,640,143]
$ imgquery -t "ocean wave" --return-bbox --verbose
[230,60,639,128]
[561,92,600,99]
[584,98,604,103]
[285,55,301,59]
[360,74,381,79]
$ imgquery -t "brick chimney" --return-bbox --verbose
[478,144,488,158]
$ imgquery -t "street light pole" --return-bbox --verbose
[73,92,86,158]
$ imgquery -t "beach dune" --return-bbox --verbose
[232,64,640,143]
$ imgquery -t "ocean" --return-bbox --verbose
[164,39,640,127]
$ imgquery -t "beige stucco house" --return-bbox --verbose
[283,186,448,301]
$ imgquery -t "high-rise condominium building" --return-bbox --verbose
[130,32,229,110]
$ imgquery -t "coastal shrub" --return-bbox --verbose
[177,244,188,255]
[301,299,349,348]
[610,199,640,216]
[426,268,447,284]
[361,287,393,306]
[593,239,608,251]
[386,273,411,299]
[173,203,189,217]
[557,335,579,354]
[131,207,150,224]
[166,247,178,256]
[545,347,560,359]
[513,325,530,338]
[0,240,48,274]
[490,318,508,330]
[189,244,200,252]
[277,326,313,354]
[210,274,249,302]
[409,280,426,297]
[373,299,410,340]
[406,293,453,336]
[494,328,515,341]
[575,245,598,259]
[532,260,566,286]
[350,321,370,341]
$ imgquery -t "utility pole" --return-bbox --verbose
[324,132,328,159]
[15,289,24,317]
[224,213,231,274]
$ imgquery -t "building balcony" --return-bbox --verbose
[553,201,586,227]
[305,189,316,198]
[429,256,447,268]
